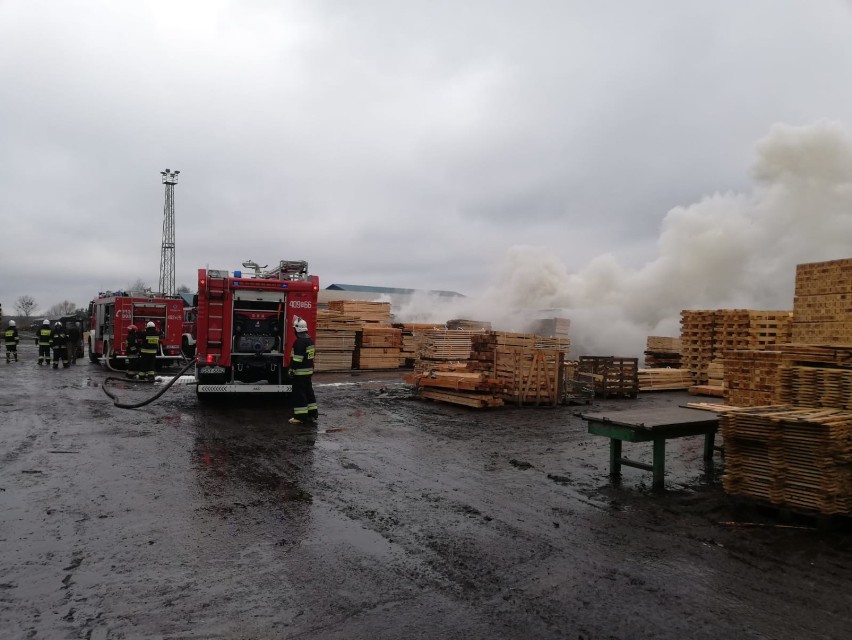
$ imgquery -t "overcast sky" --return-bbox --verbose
[3,1,852,356]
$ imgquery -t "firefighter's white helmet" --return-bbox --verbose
[146,321,155,329]
[293,318,308,333]
[9,320,15,327]
[43,319,50,325]
[55,321,61,327]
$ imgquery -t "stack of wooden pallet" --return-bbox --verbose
[724,350,783,407]
[577,356,638,398]
[469,332,565,405]
[643,336,682,368]
[793,258,852,344]
[407,331,567,407]
[721,406,852,515]
[396,322,446,367]
[680,310,717,384]
[637,368,693,391]
[314,310,361,371]
[355,326,403,369]
[681,309,793,385]
[690,359,725,397]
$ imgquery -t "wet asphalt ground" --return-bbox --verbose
[1,338,851,640]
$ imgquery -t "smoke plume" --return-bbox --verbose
[394,121,852,359]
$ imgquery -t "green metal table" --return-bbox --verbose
[581,406,720,490]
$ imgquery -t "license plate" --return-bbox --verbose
[200,366,226,374]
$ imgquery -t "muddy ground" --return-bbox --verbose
[1,339,850,640]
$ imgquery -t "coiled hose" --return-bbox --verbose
[102,358,197,409]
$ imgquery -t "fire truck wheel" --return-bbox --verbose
[88,339,100,363]
[181,336,195,359]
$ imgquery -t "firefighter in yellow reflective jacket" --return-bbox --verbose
[139,321,159,381]
[35,319,52,365]
[50,321,69,369]
[288,317,317,424]
[4,320,19,363]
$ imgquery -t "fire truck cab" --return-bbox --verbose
[88,291,186,369]
[195,260,319,396]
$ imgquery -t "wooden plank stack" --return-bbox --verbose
[415,329,479,369]
[721,406,852,515]
[396,322,446,367]
[637,368,694,391]
[644,336,683,368]
[577,356,638,398]
[314,310,361,371]
[528,317,571,338]
[723,350,783,407]
[327,300,392,324]
[446,318,492,331]
[404,364,504,408]
[355,326,403,369]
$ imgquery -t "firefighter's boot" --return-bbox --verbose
[53,362,58,369]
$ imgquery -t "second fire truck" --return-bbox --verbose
[88,291,186,369]
[194,259,319,396]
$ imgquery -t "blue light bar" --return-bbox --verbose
[234,270,242,278]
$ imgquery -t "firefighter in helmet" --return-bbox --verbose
[4,320,19,363]
[35,319,53,365]
[139,321,160,381]
[288,316,317,424]
[126,324,141,379]
[50,321,69,369]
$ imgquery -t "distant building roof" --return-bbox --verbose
[325,284,464,298]
[178,292,195,306]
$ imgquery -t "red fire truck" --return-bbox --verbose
[88,291,186,369]
[194,259,319,396]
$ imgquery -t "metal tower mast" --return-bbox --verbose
[159,168,180,296]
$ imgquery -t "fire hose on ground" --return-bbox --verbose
[102,358,197,409]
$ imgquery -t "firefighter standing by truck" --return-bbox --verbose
[139,321,160,381]
[35,319,52,365]
[4,320,19,363]
[126,324,141,379]
[288,317,317,424]
[51,321,69,368]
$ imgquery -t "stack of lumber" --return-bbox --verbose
[415,329,479,369]
[792,258,852,343]
[721,406,852,515]
[404,365,504,408]
[327,300,392,324]
[680,309,793,384]
[578,356,638,398]
[355,326,402,369]
[447,318,491,331]
[528,317,571,338]
[644,336,682,368]
[314,310,361,371]
[396,322,446,367]
[724,350,782,407]
[637,368,693,391]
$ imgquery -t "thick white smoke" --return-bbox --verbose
[394,121,852,359]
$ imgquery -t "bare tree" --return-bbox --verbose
[128,279,150,293]
[47,300,78,318]
[15,295,38,318]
